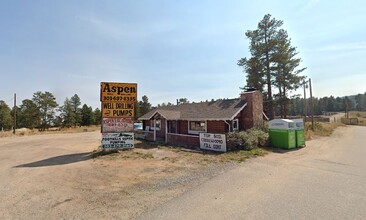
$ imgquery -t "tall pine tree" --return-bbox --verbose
[238,14,306,119]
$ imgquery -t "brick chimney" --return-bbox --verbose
[240,90,264,129]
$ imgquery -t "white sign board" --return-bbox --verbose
[102,133,134,149]
[102,118,134,133]
[199,133,227,152]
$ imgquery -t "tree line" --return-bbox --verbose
[287,93,366,116]
[0,92,157,131]
[0,91,102,131]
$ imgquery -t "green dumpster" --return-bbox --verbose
[268,119,296,149]
[292,119,305,147]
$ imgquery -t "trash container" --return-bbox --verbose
[268,119,296,149]
[292,119,305,147]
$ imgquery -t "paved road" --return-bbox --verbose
[139,126,366,220]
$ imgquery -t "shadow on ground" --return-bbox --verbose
[264,146,305,154]
[14,152,91,168]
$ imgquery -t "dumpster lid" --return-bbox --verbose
[268,119,295,129]
[291,118,305,129]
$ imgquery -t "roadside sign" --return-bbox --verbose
[102,133,134,149]
[100,82,137,103]
[102,118,134,133]
[101,102,134,118]
[100,82,137,150]
[199,133,227,152]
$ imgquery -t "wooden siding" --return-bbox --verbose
[207,121,226,133]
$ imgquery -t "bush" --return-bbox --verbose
[227,129,269,151]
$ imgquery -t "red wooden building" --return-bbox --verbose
[138,90,264,148]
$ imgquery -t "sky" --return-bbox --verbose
[1,0,366,109]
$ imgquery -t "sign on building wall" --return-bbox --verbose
[199,133,227,152]
[102,118,134,133]
[100,82,137,103]
[101,102,134,118]
[102,133,134,149]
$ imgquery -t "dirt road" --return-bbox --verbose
[139,126,366,220]
[0,131,231,219]
[2,126,365,219]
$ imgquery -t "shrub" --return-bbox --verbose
[227,129,269,151]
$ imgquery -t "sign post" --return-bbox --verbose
[100,82,137,150]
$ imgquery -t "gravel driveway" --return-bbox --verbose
[0,131,233,219]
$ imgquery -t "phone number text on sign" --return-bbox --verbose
[102,133,134,149]
[102,118,134,133]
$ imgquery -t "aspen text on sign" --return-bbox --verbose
[100,82,137,102]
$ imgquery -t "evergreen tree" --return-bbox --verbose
[81,104,93,126]
[272,29,306,118]
[93,108,102,125]
[17,99,39,129]
[238,14,306,119]
[32,91,58,131]
[0,100,13,130]
[138,95,152,117]
[59,98,75,128]
[70,94,81,127]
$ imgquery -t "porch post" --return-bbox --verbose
[153,118,156,142]
[165,120,168,143]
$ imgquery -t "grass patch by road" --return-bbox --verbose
[349,111,366,126]
[0,126,101,138]
[93,139,269,164]
[305,122,345,140]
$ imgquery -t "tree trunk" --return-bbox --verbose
[264,31,274,120]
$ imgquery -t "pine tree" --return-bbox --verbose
[0,100,13,130]
[32,91,58,131]
[238,14,306,119]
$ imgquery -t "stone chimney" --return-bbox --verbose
[240,90,264,129]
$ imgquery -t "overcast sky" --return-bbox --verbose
[1,0,365,109]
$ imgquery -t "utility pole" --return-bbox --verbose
[13,93,16,134]
[309,79,314,131]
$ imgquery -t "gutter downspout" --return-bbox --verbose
[224,120,231,132]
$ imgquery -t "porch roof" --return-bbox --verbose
[138,98,247,121]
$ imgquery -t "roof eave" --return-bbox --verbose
[229,102,247,120]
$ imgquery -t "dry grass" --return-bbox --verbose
[0,126,101,138]
[305,122,345,140]
[93,139,269,164]
[348,111,366,126]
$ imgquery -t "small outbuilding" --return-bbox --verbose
[138,90,264,148]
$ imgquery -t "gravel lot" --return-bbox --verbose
[0,131,234,219]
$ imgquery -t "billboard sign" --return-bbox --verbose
[100,82,137,103]
[199,133,227,152]
[102,118,134,133]
[101,102,134,118]
[102,133,134,149]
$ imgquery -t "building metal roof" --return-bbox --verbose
[138,98,247,121]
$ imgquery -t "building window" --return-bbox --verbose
[232,119,239,131]
[150,120,161,131]
[168,121,177,133]
[188,121,206,134]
